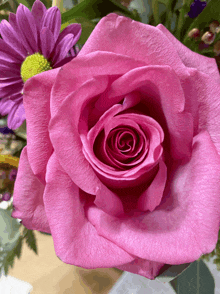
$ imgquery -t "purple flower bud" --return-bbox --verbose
[9,169,17,181]
[2,192,11,201]
[188,0,207,18]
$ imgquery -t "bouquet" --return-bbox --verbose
[0,0,220,292]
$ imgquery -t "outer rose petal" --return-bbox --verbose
[185,68,220,155]
[117,258,165,280]
[11,147,50,233]
[50,51,146,118]
[44,152,135,268]
[23,68,60,185]
[78,13,189,80]
[156,24,220,82]
[87,131,220,265]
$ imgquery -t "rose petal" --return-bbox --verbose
[50,51,146,119]
[184,68,220,156]
[157,24,220,82]
[23,68,60,184]
[117,258,165,280]
[79,13,188,79]
[137,160,167,212]
[87,131,220,264]
[108,65,194,160]
[12,146,50,233]
[43,152,135,267]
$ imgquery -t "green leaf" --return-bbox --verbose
[0,1,11,20]
[14,236,23,259]
[0,0,9,5]
[3,248,16,275]
[13,0,31,9]
[23,229,38,255]
[156,263,191,283]
[183,0,220,45]
[61,0,141,24]
[170,259,215,294]
[61,16,96,45]
[0,208,21,249]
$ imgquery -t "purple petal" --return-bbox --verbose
[0,81,23,99]
[52,33,75,67]
[56,23,82,46]
[0,77,22,87]
[31,0,47,34]
[7,100,26,130]
[0,19,27,58]
[0,50,23,63]
[0,67,20,78]
[0,58,21,70]
[40,27,55,60]
[0,97,14,116]
[0,63,20,74]
[0,39,24,63]
[8,12,31,55]
[9,93,23,102]
[41,7,61,43]
[52,56,73,68]
[16,4,38,54]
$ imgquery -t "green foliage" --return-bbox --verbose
[183,0,220,46]
[0,1,11,20]
[22,228,38,255]
[61,16,96,45]
[13,0,31,9]
[201,228,220,271]
[170,259,215,294]
[61,0,141,24]
[11,0,51,10]
[13,236,23,259]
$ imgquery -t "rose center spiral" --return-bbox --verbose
[103,126,148,168]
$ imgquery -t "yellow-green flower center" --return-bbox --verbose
[20,53,52,83]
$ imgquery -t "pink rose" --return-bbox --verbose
[12,14,220,279]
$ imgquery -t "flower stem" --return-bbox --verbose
[175,0,192,40]
[52,0,63,13]
[152,0,160,25]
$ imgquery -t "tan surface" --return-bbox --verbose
[9,231,123,294]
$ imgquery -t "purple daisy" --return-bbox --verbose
[0,0,81,130]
